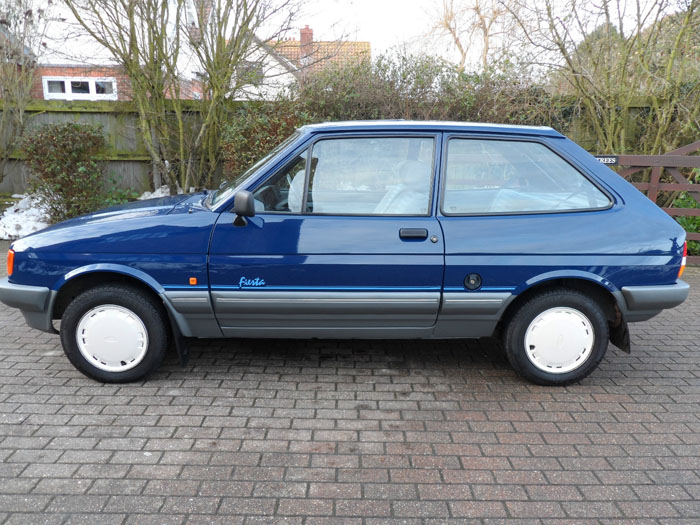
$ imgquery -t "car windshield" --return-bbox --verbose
[207,131,301,208]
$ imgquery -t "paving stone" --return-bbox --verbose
[61,515,125,525]
[0,266,698,522]
[449,501,508,518]
[2,514,65,525]
[103,495,165,513]
[45,495,109,513]
[33,478,92,495]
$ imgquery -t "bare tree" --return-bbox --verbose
[62,0,188,191]
[184,0,299,188]
[431,0,515,72]
[0,0,51,184]
[63,0,300,191]
[507,0,700,155]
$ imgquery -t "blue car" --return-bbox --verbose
[0,121,689,385]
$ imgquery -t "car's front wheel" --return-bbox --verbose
[503,289,609,385]
[60,284,168,383]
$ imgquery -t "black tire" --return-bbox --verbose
[503,289,609,386]
[59,284,168,383]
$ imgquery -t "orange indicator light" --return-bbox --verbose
[679,241,687,278]
[7,249,14,277]
[189,277,198,285]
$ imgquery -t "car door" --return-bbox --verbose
[208,132,445,338]
[435,134,614,337]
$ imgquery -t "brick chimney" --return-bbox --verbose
[300,25,313,47]
[299,26,314,73]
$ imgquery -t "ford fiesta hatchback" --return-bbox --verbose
[0,121,689,385]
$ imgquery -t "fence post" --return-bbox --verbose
[647,166,662,203]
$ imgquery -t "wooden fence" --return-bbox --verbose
[599,140,700,265]
[0,100,200,194]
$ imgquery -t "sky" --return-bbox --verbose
[41,0,445,68]
[298,0,437,56]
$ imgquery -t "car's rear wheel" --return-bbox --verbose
[503,289,609,385]
[60,284,168,383]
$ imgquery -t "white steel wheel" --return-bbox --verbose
[523,306,594,374]
[76,304,149,373]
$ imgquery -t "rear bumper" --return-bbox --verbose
[0,277,58,333]
[617,280,689,322]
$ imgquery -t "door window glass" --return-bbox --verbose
[443,139,611,214]
[252,150,308,213]
[306,137,435,215]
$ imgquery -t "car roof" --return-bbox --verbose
[300,120,563,138]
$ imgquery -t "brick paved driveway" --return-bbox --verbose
[1,238,699,523]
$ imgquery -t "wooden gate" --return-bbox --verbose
[597,141,700,265]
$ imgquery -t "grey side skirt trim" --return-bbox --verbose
[220,326,436,339]
[212,291,441,329]
[162,291,223,338]
[433,292,514,337]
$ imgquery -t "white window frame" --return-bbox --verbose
[42,76,118,101]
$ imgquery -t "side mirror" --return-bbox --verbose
[233,190,255,226]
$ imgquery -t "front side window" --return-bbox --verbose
[209,131,301,208]
[252,150,308,213]
[305,137,435,215]
[442,139,611,215]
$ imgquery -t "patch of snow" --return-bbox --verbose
[138,185,171,200]
[0,195,49,241]
[138,185,186,201]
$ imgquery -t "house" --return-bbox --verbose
[240,26,371,100]
[31,65,130,102]
[24,0,204,102]
[16,3,367,103]
[276,26,371,77]
[30,64,203,102]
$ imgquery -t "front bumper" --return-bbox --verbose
[0,277,57,333]
[617,279,690,322]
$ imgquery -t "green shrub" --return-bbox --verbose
[221,99,312,180]
[219,53,572,181]
[21,122,133,223]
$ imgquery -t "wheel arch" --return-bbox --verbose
[52,266,166,321]
[497,274,622,338]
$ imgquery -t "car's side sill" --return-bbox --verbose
[219,326,436,339]
[211,291,441,329]
[433,292,513,337]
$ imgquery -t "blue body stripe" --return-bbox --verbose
[209,285,440,292]
[164,285,514,293]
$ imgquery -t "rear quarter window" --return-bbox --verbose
[442,139,611,215]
